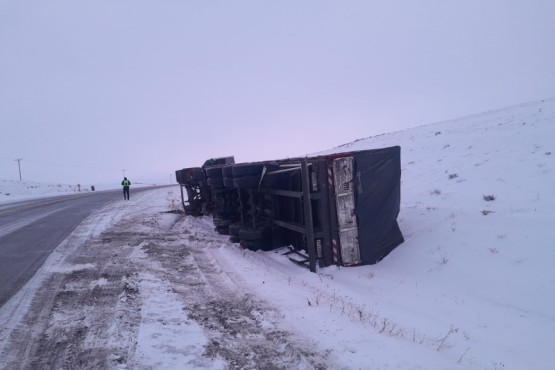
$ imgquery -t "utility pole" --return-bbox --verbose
[122,169,126,177]
[14,158,23,181]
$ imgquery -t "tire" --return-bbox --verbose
[205,166,224,178]
[215,225,229,235]
[222,165,234,177]
[228,223,242,237]
[239,226,271,241]
[207,177,224,187]
[233,175,260,189]
[192,167,206,180]
[240,239,272,251]
[231,163,265,177]
[223,177,235,188]
[213,216,230,228]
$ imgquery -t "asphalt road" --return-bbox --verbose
[0,187,163,307]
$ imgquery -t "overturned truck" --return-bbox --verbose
[175,147,403,271]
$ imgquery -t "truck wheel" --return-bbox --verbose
[228,223,242,237]
[233,175,260,189]
[213,217,230,228]
[240,239,271,251]
[223,177,235,188]
[205,166,224,178]
[231,163,264,177]
[207,177,224,187]
[215,225,229,235]
[239,226,271,241]
[232,162,280,177]
[222,165,234,177]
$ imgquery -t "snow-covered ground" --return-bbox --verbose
[0,180,161,204]
[0,98,554,369]
[0,179,96,203]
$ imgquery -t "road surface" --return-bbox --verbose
[0,187,161,307]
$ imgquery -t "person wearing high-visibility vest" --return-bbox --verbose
[121,177,131,200]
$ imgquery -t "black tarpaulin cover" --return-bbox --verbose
[352,146,404,264]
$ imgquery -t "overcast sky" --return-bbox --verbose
[1,1,553,185]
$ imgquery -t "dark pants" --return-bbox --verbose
[123,186,130,200]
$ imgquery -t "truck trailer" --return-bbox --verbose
[175,146,403,271]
